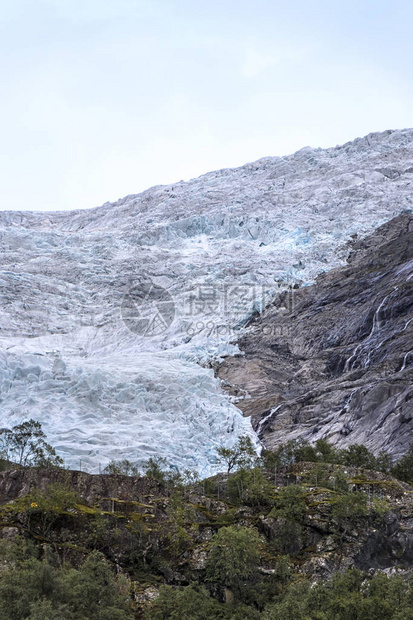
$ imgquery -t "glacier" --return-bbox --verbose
[0,128,413,474]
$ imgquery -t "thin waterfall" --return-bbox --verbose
[256,404,282,436]
[344,289,397,372]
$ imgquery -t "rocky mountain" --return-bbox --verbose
[218,214,413,458]
[1,128,413,472]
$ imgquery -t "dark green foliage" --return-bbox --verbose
[333,469,350,492]
[375,450,393,473]
[206,526,261,597]
[226,467,274,507]
[1,439,412,620]
[0,419,63,468]
[144,584,227,619]
[28,599,75,620]
[265,437,394,475]
[20,482,79,537]
[141,457,192,488]
[0,542,133,620]
[391,445,413,483]
[263,570,413,620]
[342,444,378,469]
[314,438,339,463]
[272,518,304,555]
[64,551,132,619]
[162,492,198,556]
[273,485,308,521]
[301,462,349,491]
[266,486,308,554]
[104,459,140,476]
[142,456,169,482]
[331,491,369,534]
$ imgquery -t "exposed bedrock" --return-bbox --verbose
[218,214,413,458]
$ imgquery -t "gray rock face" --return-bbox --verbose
[218,214,413,458]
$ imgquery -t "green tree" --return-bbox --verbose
[262,580,311,620]
[314,438,339,462]
[28,599,74,620]
[342,444,377,469]
[64,551,133,619]
[0,419,62,468]
[103,459,140,476]
[21,483,79,537]
[331,491,369,535]
[267,485,308,554]
[206,526,261,598]
[142,456,170,483]
[0,541,133,620]
[375,450,392,473]
[391,445,413,483]
[145,584,227,620]
[227,467,274,507]
[273,485,308,521]
[266,439,311,468]
[0,557,62,620]
[216,436,257,474]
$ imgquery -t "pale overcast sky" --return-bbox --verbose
[1,0,412,211]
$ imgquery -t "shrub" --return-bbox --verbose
[103,460,140,476]
[331,491,369,534]
[391,445,413,484]
[206,526,261,597]
[144,584,227,620]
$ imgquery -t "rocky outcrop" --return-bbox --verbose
[2,465,413,578]
[0,467,161,507]
[218,214,413,458]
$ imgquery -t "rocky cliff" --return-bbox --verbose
[1,465,413,580]
[218,214,413,458]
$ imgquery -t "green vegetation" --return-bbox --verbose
[104,459,140,476]
[262,570,413,620]
[205,525,261,597]
[0,419,63,468]
[262,437,393,473]
[1,432,413,618]
[391,444,413,484]
[216,435,257,473]
[0,541,133,619]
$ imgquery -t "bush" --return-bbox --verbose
[391,445,413,484]
[272,485,307,521]
[20,483,79,537]
[103,460,140,476]
[206,526,261,598]
[263,570,413,620]
[331,491,369,534]
[145,584,227,620]
[0,541,133,620]
[227,467,274,508]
